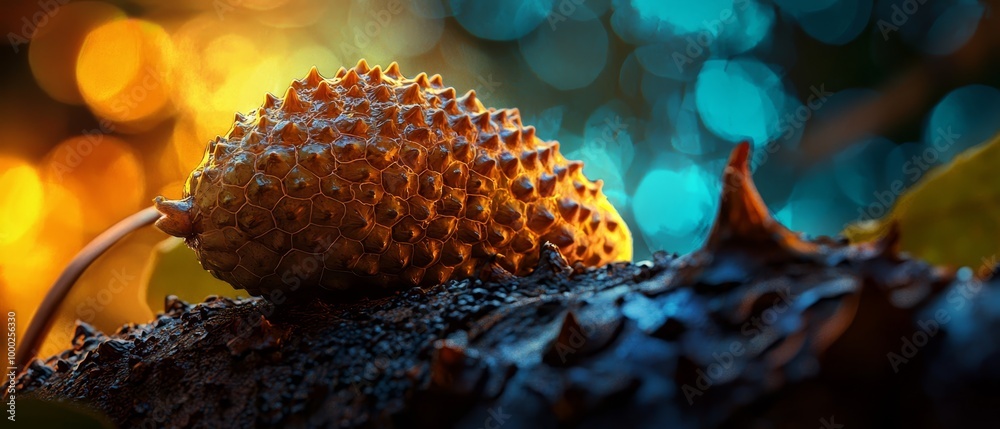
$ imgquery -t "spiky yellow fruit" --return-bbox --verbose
[154,60,632,299]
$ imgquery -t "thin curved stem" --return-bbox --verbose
[11,206,160,382]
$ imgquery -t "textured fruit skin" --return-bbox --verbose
[154,60,632,298]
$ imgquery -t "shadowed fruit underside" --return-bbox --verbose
[153,60,632,298]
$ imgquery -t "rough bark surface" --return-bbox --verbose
[18,144,1000,428]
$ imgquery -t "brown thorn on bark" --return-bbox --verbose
[702,142,819,256]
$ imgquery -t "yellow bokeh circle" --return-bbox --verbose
[28,2,126,105]
[76,19,174,125]
[41,135,146,234]
[0,158,45,246]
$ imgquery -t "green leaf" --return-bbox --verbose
[843,134,1000,274]
[140,237,244,312]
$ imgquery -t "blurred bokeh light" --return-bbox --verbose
[1,0,999,355]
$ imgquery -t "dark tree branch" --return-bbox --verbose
[16,144,1000,428]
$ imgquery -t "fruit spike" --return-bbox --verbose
[384,62,402,79]
[429,74,443,87]
[313,81,335,102]
[399,84,425,105]
[459,90,481,111]
[339,69,360,88]
[303,66,323,87]
[430,110,448,129]
[281,87,306,113]
[263,93,279,109]
[354,58,371,74]
[437,87,457,100]
[371,85,392,103]
[366,65,382,82]
[402,106,425,126]
[413,72,431,88]
[152,61,633,300]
